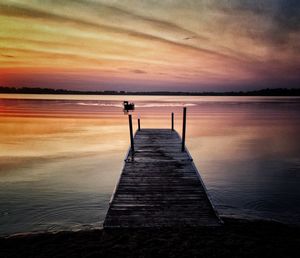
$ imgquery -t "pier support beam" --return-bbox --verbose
[138,118,141,131]
[181,107,186,152]
[128,114,134,152]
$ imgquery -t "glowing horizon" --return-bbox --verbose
[1,0,299,91]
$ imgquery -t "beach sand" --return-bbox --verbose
[1,217,299,258]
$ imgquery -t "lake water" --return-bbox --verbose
[0,94,300,235]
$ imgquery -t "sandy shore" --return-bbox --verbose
[1,217,299,258]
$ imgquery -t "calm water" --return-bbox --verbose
[0,95,300,235]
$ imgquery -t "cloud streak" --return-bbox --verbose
[0,0,299,91]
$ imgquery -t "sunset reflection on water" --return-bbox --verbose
[1,95,300,235]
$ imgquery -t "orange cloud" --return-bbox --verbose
[0,0,299,90]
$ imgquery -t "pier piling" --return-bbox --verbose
[181,107,186,152]
[128,114,134,152]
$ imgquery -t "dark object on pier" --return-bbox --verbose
[123,101,135,113]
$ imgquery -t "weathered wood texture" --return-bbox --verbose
[104,129,221,228]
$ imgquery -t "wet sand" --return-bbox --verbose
[1,218,299,258]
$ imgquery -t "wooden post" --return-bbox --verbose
[181,107,186,152]
[129,114,134,152]
[171,112,174,131]
[138,118,141,131]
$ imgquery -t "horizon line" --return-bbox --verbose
[1,86,300,96]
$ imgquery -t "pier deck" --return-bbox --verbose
[104,129,221,228]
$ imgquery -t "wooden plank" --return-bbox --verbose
[103,129,222,228]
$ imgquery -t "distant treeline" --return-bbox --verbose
[0,86,299,96]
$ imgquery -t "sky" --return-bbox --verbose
[0,0,299,91]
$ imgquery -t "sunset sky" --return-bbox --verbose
[0,0,299,91]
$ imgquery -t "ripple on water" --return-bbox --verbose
[243,199,286,212]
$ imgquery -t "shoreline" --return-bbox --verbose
[1,217,299,258]
[2,215,299,239]
[1,87,300,96]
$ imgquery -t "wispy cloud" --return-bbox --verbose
[0,0,299,90]
[131,69,147,74]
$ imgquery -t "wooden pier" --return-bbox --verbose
[104,119,222,227]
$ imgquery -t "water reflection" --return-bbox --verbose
[0,95,300,235]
